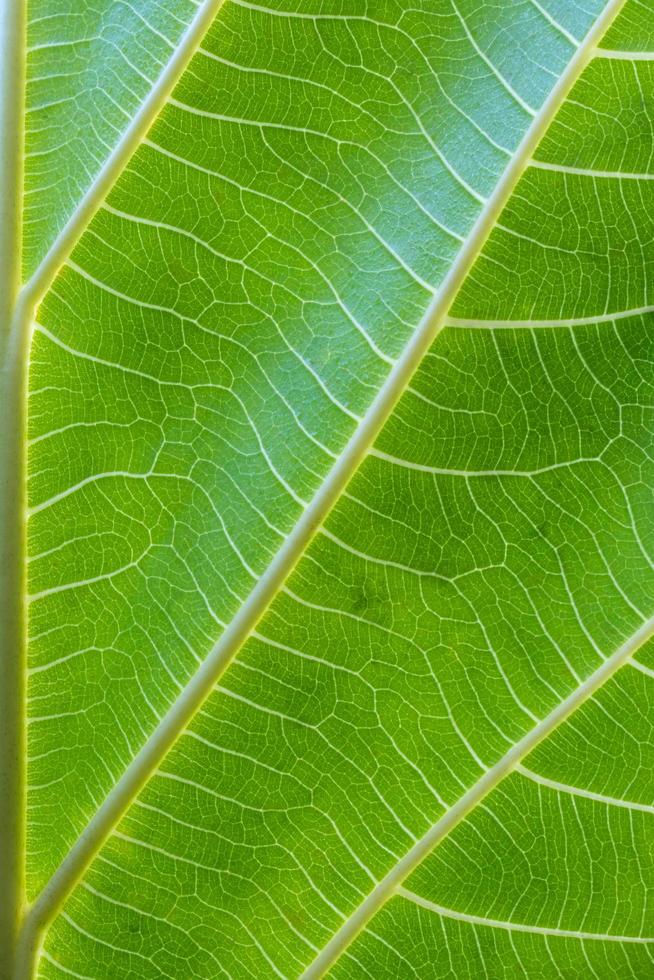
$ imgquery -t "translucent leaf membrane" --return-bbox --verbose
[44,309,654,977]
[28,0,591,897]
[24,0,198,277]
[601,0,654,50]
[336,647,654,978]
[28,0,654,977]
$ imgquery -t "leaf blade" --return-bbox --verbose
[24,0,209,279]
[23,1,654,977]
[27,0,592,896]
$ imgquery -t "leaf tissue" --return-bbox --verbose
[0,0,653,976]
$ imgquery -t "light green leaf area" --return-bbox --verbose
[24,0,200,277]
[24,0,654,977]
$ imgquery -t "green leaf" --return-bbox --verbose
[24,0,202,277]
[1,0,652,976]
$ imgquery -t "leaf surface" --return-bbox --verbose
[24,0,202,277]
[16,0,654,976]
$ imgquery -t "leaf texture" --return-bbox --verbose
[24,0,201,277]
[17,0,654,976]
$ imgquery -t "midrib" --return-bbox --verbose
[0,0,27,977]
[15,0,627,973]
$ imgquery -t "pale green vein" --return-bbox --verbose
[515,765,654,814]
[446,305,654,328]
[0,0,27,975]
[397,888,654,942]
